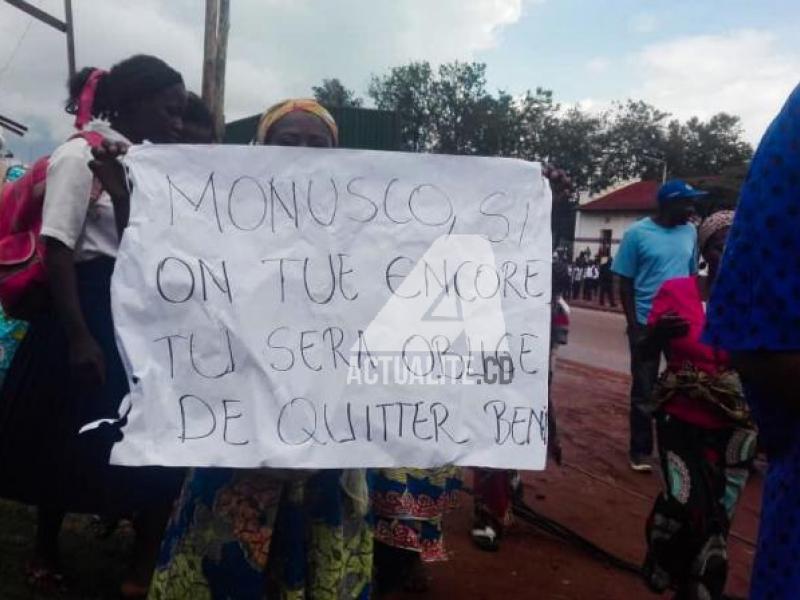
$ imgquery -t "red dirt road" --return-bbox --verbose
[390,359,762,599]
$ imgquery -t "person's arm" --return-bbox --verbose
[89,141,130,238]
[45,239,105,386]
[41,140,106,387]
[639,281,689,358]
[611,227,639,330]
[732,352,800,408]
[618,276,638,332]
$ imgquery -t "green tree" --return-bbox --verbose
[367,61,752,193]
[540,106,604,192]
[312,78,363,107]
[474,90,525,157]
[664,113,752,177]
[368,62,436,152]
[429,61,493,154]
[369,61,523,156]
[515,88,560,160]
[597,100,671,187]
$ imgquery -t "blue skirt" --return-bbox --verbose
[0,257,182,513]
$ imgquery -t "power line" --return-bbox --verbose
[0,15,34,86]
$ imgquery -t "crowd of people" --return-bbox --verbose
[564,254,616,307]
[608,79,800,599]
[0,49,797,600]
[0,53,571,600]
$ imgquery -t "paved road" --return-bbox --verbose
[559,306,630,374]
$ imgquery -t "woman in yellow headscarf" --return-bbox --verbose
[149,100,372,600]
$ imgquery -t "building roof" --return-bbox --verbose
[579,180,659,212]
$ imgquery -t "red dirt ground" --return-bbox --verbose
[388,359,762,600]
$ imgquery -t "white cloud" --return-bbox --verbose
[629,13,657,34]
[635,29,799,144]
[0,0,528,158]
[585,57,609,74]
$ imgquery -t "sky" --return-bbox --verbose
[1,0,798,161]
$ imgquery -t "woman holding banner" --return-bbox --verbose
[148,100,373,600]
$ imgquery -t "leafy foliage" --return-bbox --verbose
[314,62,753,204]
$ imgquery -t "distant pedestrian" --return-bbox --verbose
[564,263,574,300]
[612,180,703,472]
[571,262,584,300]
[583,261,599,301]
[598,257,616,307]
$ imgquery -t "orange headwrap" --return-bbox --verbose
[255,98,338,145]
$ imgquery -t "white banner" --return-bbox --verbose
[110,145,552,469]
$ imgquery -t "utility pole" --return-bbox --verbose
[202,0,230,140]
[64,0,75,78]
[3,0,75,78]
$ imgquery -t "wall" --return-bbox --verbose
[572,210,649,259]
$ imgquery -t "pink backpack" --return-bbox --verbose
[0,131,104,320]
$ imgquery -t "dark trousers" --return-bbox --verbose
[582,280,595,300]
[599,280,615,306]
[627,325,659,457]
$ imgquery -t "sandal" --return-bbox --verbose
[470,525,500,552]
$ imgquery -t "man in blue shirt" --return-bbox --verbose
[612,180,702,471]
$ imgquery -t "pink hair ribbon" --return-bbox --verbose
[74,69,107,130]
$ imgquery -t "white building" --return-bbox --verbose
[573,180,659,260]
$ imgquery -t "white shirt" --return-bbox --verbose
[41,121,129,262]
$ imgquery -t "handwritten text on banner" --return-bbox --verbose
[110,145,552,469]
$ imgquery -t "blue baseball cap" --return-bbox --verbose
[657,179,709,204]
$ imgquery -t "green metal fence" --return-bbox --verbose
[224,106,400,151]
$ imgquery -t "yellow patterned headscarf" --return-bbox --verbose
[254,98,338,145]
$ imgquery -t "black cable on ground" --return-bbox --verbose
[462,485,643,576]
[511,498,644,576]
[463,486,747,600]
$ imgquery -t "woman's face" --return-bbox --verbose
[127,82,187,143]
[266,111,334,147]
[703,226,730,274]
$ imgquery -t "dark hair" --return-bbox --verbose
[184,92,214,129]
[66,54,183,120]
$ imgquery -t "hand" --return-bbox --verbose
[69,333,106,389]
[653,312,690,340]
[89,140,130,201]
